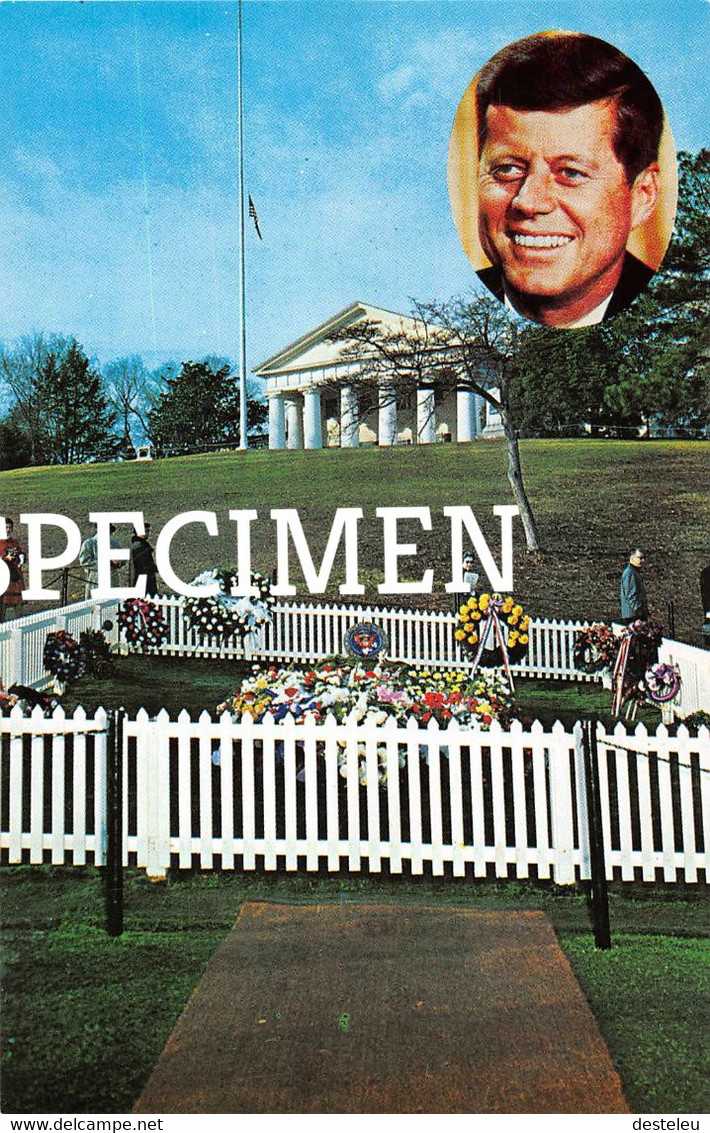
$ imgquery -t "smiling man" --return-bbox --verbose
[475,33,664,327]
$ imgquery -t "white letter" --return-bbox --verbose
[155,511,220,597]
[227,510,258,596]
[443,505,519,592]
[21,513,82,600]
[270,508,364,596]
[377,507,433,594]
[89,511,145,599]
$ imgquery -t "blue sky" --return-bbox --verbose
[1,0,708,376]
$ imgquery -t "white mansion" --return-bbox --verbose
[254,302,503,450]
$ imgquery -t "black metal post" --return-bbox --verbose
[106,708,125,937]
[667,600,676,640]
[582,719,611,949]
[60,567,69,607]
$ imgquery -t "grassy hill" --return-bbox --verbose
[1,439,708,644]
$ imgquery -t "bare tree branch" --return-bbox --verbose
[328,296,541,551]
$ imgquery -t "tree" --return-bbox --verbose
[0,333,119,465]
[0,411,33,470]
[40,341,119,464]
[103,355,156,456]
[509,149,710,438]
[331,295,541,551]
[147,359,266,454]
[0,332,69,464]
[642,148,710,433]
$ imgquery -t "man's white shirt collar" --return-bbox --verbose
[503,290,614,328]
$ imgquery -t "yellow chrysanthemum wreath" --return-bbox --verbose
[455,592,531,662]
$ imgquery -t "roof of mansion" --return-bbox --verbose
[253,301,428,379]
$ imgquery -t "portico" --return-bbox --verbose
[255,302,494,450]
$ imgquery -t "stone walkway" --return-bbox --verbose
[134,901,628,1114]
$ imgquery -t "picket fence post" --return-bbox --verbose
[548,720,577,884]
[145,709,171,880]
[10,628,24,687]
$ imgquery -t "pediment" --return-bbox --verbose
[254,301,424,378]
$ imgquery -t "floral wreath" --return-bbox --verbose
[184,569,275,641]
[118,597,169,650]
[612,619,664,715]
[644,662,681,704]
[43,630,85,683]
[573,623,620,674]
[78,628,115,678]
[455,592,531,666]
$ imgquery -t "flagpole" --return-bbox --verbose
[237,0,248,450]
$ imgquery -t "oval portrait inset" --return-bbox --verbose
[448,31,677,328]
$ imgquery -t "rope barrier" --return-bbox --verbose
[595,737,710,774]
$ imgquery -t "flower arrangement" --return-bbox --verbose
[455,592,531,664]
[644,662,681,704]
[627,619,664,648]
[119,598,169,650]
[573,623,619,674]
[78,629,115,678]
[43,630,85,683]
[184,569,275,641]
[2,544,24,581]
[217,662,514,785]
[0,682,19,711]
[612,619,666,716]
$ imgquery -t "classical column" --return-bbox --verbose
[285,397,303,449]
[416,385,436,444]
[302,387,323,450]
[340,384,359,447]
[378,384,397,446]
[456,387,478,442]
[268,393,286,450]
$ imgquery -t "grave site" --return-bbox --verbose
[2,445,708,1114]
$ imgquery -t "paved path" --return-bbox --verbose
[134,901,628,1114]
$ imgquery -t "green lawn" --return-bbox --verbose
[1,868,708,1114]
[1,439,708,644]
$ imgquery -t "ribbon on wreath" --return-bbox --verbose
[611,628,633,715]
[469,594,515,690]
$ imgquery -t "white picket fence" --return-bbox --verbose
[153,595,592,681]
[1,596,709,719]
[1,705,708,885]
[0,598,120,692]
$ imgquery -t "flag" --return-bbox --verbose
[248,195,262,240]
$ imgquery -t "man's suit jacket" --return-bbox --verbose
[476,250,654,322]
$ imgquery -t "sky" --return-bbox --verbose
[1,0,708,379]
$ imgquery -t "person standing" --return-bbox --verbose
[453,551,480,613]
[79,529,99,598]
[79,523,123,598]
[0,518,26,621]
[130,523,158,597]
[620,549,649,624]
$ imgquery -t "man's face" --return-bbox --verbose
[477,99,657,325]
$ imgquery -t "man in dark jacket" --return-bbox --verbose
[130,524,158,597]
[620,549,649,624]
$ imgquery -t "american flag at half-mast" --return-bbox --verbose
[248,195,262,240]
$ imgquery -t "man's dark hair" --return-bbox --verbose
[476,32,664,183]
